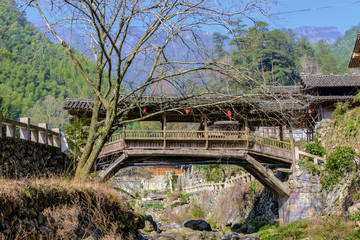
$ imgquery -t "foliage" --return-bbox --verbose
[322,146,358,190]
[195,165,245,183]
[207,218,217,229]
[181,192,190,202]
[64,118,89,175]
[353,192,360,201]
[258,216,359,240]
[314,40,350,75]
[145,203,165,210]
[299,159,321,175]
[304,140,327,159]
[350,210,360,222]
[0,1,94,119]
[26,95,67,129]
[171,172,178,189]
[332,102,350,119]
[191,204,205,219]
[249,181,261,195]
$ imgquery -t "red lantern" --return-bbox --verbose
[185,109,190,114]
[142,107,147,113]
[227,110,232,117]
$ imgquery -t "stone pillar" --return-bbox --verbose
[38,123,48,146]
[52,129,61,147]
[6,124,15,138]
[19,117,31,140]
[31,128,39,143]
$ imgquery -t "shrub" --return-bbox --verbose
[350,210,360,222]
[322,145,357,190]
[145,203,165,210]
[191,204,205,219]
[304,141,326,160]
[332,101,350,119]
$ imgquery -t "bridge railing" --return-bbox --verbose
[0,111,61,148]
[108,130,290,148]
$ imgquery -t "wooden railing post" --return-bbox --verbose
[0,110,2,138]
[245,117,250,149]
[122,124,126,148]
[19,117,31,140]
[52,128,61,148]
[162,114,167,149]
[38,123,48,146]
[204,117,208,149]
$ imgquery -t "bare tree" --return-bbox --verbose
[25,0,275,180]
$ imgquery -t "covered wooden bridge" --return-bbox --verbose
[65,93,310,196]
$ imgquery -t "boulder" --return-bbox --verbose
[143,215,161,233]
[184,220,212,231]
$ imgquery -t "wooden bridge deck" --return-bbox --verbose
[99,130,292,162]
[98,130,293,196]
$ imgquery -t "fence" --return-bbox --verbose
[183,173,254,194]
[0,111,61,148]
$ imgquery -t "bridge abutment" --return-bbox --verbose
[278,166,323,225]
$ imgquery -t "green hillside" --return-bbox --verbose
[0,0,95,119]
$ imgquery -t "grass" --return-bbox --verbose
[258,216,359,240]
[0,177,145,239]
[145,203,165,210]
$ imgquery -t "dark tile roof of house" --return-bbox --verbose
[301,74,360,88]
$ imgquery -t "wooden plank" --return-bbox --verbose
[124,149,246,159]
[98,153,128,181]
[298,150,326,162]
[245,154,291,196]
[276,168,292,173]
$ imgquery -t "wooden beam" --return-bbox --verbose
[245,154,291,196]
[124,149,246,159]
[98,153,128,181]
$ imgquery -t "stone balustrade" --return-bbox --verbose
[0,111,61,148]
[183,173,254,194]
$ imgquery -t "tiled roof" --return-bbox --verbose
[64,94,309,114]
[259,86,301,94]
[301,74,360,88]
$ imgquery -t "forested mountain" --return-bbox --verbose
[293,26,342,44]
[0,0,94,119]
[331,25,360,69]
[0,1,358,121]
[211,22,349,89]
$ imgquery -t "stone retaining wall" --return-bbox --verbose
[0,137,68,178]
[278,168,324,225]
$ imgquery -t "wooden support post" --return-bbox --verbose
[52,128,61,148]
[0,110,2,138]
[19,117,31,140]
[162,114,167,149]
[6,124,15,138]
[204,117,208,149]
[289,126,297,192]
[122,124,126,148]
[279,125,283,141]
[279,125,284,148]
[38,123,48,146]
[245,116,250,149]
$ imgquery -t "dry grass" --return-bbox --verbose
[0,177,144,240]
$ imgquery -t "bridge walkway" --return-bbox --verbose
[98,130,293,196]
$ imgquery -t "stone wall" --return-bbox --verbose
[0,137,68,178]
[0,179,144,239]
[278,167,324,225]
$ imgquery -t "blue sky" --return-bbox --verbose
[26,0,360,35]
[272,0,360,34]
